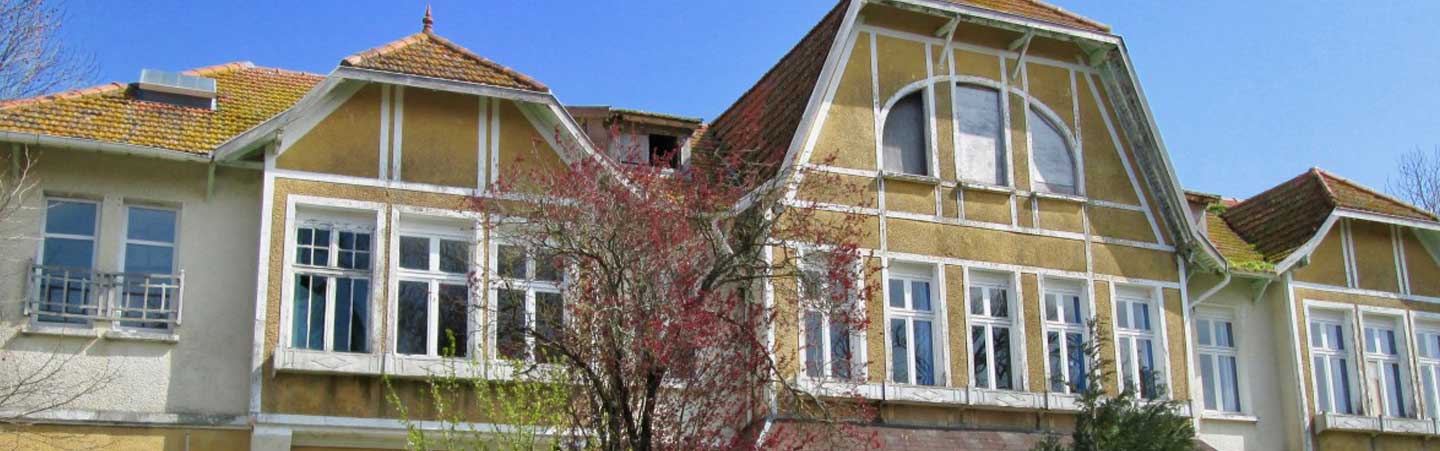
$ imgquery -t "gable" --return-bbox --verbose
[1403,229,1440,297]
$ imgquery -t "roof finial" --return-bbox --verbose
[422,4,434,33]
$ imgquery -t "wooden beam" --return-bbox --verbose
[1008,31,1034,81]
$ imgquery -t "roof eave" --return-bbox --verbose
[0,130,214,164]
[875,0,1120,46]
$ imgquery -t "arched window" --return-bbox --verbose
[956,84,1006,185]
[1029,109,1077,195]
[882,91,928,176]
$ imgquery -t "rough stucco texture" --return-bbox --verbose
[278,84,382,178]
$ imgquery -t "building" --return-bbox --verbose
[0,1,1436,450]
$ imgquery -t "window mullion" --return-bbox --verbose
[323,276,337,352]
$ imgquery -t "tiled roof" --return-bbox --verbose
[341,31,547,92]
[694,0,848,182]
[944,0,1110,33]
[1220,168,1438,265]
[0,62,322,154]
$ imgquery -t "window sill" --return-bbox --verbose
[957,181,1014,194]
[384,354,485,379]
[103,329,179,343]
[1314,412,1436,436]
[20,324,101,339]
[274,348,383,375]
[1031,190,1086,203]
[881,171,942,186]
[1201,412,1258,423]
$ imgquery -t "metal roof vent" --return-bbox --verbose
[136,69,217,109]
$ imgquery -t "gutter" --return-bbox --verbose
[0,131,211,164]
[1186,270,1230,310]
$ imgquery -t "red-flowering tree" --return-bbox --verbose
[393,127,879,451]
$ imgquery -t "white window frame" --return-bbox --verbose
[1194,307,1246,414]
[798,249,867,382]
[390,213,479,359]
[1041,278,1090,395]
[966,270,1021,391]
[884,262,943,386]
[1412,315,1440,420]
[115,202,182,332]
[1306,304,1359,415]
[278,198,384,355]
[33,196,101,327]
[487,239,565,363]
[1112,285,1167,399]
[1361,311,1414,418]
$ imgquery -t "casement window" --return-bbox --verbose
[1194,310,1242,413]
[882,90,930,176]
[289,213,373,353]
[1415,326,1440,419]
[492,243,564,363]
[1363,316,1412,417]
[970,272,1017,390]
[34,198,100,324]
[1309,311,1356,414]
[395,225,474,358]
[1028,109,1078,195]
[117,205,180,330]
[1115,288,1163,399]
[1043,280,1088,394]
[955,84,1006,186]
[801,252,863,381]
[887,264,940,386]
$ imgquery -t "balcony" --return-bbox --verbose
[24,263,184,334]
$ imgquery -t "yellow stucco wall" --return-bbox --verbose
[874,35,928,113]
[1351,220,1400,293]
[1163,288,1188,399]
[963,190,1012,225]
[1295,226,1348,286]
[945,265,968,387]
[1076,74,1140,206]
[278,84,383,178]
[398,87,480,188]
[885,179,936,215]
[0,425,249,451]
[810,30,875,171]
[1021,273,1044,392]
[1036,198,1084,234]
[886,218,1087,273]
[1087,206,1156,243]
[496,100,565,187]
[1091,280,1118,396]
[1091,243,1178,281]
[1403,230,1440,297]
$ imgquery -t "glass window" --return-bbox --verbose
[970,276,1016,390]
[883,91,929,176]
[1116,289,1163,399]
[1363,318,1412,418]
[119,206,180,330]
[1195,311,1241,413]
[887,265,939,386]
[1029,109,1077,195]
[800,252,862,381]
[1310,314,1355,414]
[36,199,99,324]
[492,242,565,363]
[288,215,373,353]
[956,84,1006,185]
[395,231,475,358]
[1044,284,1087,394]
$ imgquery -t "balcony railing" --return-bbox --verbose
[24,263,185,331]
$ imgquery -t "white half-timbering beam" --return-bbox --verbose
[1008,30,1035,81]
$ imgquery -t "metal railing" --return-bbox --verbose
[25,263,185,330]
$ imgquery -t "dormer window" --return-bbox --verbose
[135,69,217,110]
[647,134,679,169]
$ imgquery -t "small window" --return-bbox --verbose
[887,264,939,386]
[35,199,100,324]
[1044,281,1087,394]
[970,273,1017,390]
[1195,310,1242,413]
[1363,316,1412,418]
[289,215,373,354]
[396,231,474,358]
[882,91,929,176]
[1309,311,1356,414]
[118,206,180,330]
[492,244,565,363]
[648,134,679,169]
[1029,109,1077,195]
[1115,287,1163,399]
[956,84,1006,185]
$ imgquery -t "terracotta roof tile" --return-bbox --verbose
[942,0,1109,33]
[0,62,322,154]
[695,0,848,182]
[341,31,547,92]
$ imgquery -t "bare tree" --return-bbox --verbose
[0,0,94,101]
[1391,146,1440,216]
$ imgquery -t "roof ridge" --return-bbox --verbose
[1224,169,1327,216]
[183,61,256,77]
[418,31,548,92]
[1021,0,1110,32]
[1314,167,1439,221]
[0,82,127,110]
[340,31,547,92]
[341,32,429,66]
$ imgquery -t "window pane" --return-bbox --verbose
[1329,325,1345,351]
[1045,294,1059,322]
[1048,331,1064,392]
[990,288,1008,318]
[956,85,1004,185]
[1068,296,1084,324]
[830,320,852,380]
[42,237,94,269]
[1199,354,1217,410]
[1386,363,1405,417]
[1365,328,1378,353]
[1384,329,1397,356]
[1066,332,1086,392]
[333,278,369,353]
[993,326,1011,390]
[1335,357,1353,413]
[911,281,931,311]
[440,240,470,274]
[915,320,935,386]
[292,275,327,350]
[891,319,909,384]
[888,279,905,309]
[1310,322,1323,348]
[1119,337,1135,391]
[400,236,429,270]
[126,207,176,243]
[497,289,526,360]
[497,245,526,279]
[124,244,174,274]
[1220,355,1241,412]
[1029,109,1076,195]
[1197,319,1213,346]
[1314,357,1332,413]
[535,251,562,282]
[972,326,989,388]
[536,292,564,363]
[1219,321,1235,348]
[1134,302,1151,331]
[1138,338,1156,398]
[804,311,823,378]
[338,232,370,270]
[969,286,984,315]
[1424,368,1438,419]
[1117,302,1131,329]
[46,201,96,236]
[437,283,469,357]
[882,91,928,176]
[397,281,429,355]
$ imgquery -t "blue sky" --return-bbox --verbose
[62,1,1440,200]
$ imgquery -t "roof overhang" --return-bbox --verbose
[0,130,213,164]
[874,0,1120,47]
[1272,208,1440,275]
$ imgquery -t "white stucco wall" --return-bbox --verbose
[1189,273,1294,451]
[0,147,260,418]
